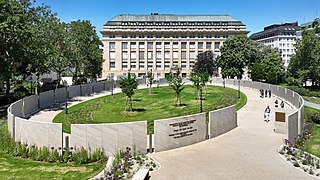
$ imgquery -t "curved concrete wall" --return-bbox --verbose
[23,95,39,116]
[70,121,147,156]
[209,105,237,138]
[154,113,206,152]
[7,78,305,154]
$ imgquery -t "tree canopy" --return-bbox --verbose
[193,51,218,77]
[289,29,320,86]
[119,71,139,111]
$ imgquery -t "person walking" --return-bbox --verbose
[280,100,284,108]
[264,105,271,122]
[268,90,271,98]
[275,99,278,108]
[265,89,268,97]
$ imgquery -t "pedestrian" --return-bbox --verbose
[275,99,278,108]
[280,100,284,108]
[261,89,264,98]
[268,90,271,98]
[264,105,271,122]
[265,89,268,97]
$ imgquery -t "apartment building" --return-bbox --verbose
[250,22,301,69]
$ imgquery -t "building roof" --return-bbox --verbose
[250,22,300,40]
[301,17,320,29]
[108,14,240,22]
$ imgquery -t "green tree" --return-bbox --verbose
[289,30,320,86]
[217,35,256,79]
[189,71,209,99]
[68,20,103,84]
[119,71,138,111]
[146,69,156,94]
[166,67,185,106]
[0,0,32,102]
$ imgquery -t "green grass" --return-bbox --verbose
[304,96,320,105]
[305,106,320,158]
[0,150,104,179]
[53,85,247,134]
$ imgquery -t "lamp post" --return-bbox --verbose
[65,85,68,114]
[199,84,203,113]
[238,78,241,99]
[109,75,113,96]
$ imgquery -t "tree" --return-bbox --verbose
[189,71,209,99]
[68,20,103,84]
[119,71,138,111]
[146,69,156,94]
[166,67,185,106]
[0,0,33,102]
[289,30,320,86]
[217,35,257,79]
[193,51,218,77]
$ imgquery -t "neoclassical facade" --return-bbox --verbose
[101,14,247,79]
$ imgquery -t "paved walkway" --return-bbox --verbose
[149,86,314,180]
[305,100,320,110]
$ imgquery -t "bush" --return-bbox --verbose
[286,77,300,86]
[310,112,320,124]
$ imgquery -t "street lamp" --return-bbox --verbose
[65,85,69,114]
[199,84,203,113]
[238,78,241,99]
[109,75,114,96]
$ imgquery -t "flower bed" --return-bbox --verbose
[103,147,159,179]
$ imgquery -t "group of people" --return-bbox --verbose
[275,99,285,108]
[259,89,271,98]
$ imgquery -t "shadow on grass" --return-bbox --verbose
[132,108,146,112]
[132,99,142,102]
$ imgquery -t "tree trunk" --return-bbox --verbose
[35,73,40,95]
[129,96,133,111]
[5,78,10,103]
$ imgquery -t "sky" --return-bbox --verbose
[34,0,319,38]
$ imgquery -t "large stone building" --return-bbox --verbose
[101,13,247,79]
[250,22,301,69]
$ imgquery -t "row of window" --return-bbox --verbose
[121,22,230,26]
[109,61,195,70]
[109,34,229,39]
[110,50,209,60]
[109,42,221,50]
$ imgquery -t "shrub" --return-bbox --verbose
[310,112,320,124]
[92,148,106,163]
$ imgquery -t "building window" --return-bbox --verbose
[173,51,178,59]
[165,51,170,59]
[190,51,195,59]
[164,42,170,49]
[109,35,115,38]
[122,62,128,70]
[181,61,187,69]
[131,62,136,70]
[147,61,153,70]
[139,35,144,38]
[156,51,161,59]
[181,35,187,38]
[131,51,136,59]
[181,51,187,59]
[214,42,220,49]
[122,35,128,38]
[190,42,195,49]
[147,51,152,59]
[198,42,203,49]
[206,42,212,49]
[110,42,115,50]
[156,61,161,69]
[198,35,203,38]
[122,42,127,49]
[130,42,136,49]
[181,42,187,49]
[164,61,170,70]
[189,61,195,69]
[173,42,178,49]
[110,62,115,69]
[110,52,116,60]
[147,42,153,49]
[139,51,144,60]
[156,42,162,49]
[139,42,145,49]
[122,51,128,59]
[139,62,145,70]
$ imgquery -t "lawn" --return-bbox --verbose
[305,106,320,158]
[0,150,104,179]
[304,96,320,105]
[53,85,247,134]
